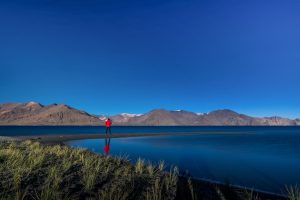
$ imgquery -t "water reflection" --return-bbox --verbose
[104,135,111,155]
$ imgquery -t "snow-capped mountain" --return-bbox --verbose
[110,113,143,123]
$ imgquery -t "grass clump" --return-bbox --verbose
[146,166,178,200]
[286,185,300,200]
[187,177,196,200]
[238,188,260,200]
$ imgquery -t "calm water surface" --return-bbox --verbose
[0,126,256,136]
[1,125,299,136]
[66,129,300,195]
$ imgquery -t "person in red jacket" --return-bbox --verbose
[105,118,112,135]
[104,118,112,155]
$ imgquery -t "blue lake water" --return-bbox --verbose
[1,126,300,195]
[1,125,299,136]
[0,125,257,136]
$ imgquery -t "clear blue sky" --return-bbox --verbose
[1,0,300,118]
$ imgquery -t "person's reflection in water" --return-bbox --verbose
[104,135,111,155]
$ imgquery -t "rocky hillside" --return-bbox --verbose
[0,102,102,125]
[119,109,300,126]
[0,102,299,126]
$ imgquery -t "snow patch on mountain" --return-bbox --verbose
[99,116,107,120]
[26,102,41,107]
[120,113,143,117]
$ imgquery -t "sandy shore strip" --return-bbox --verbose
[9,131,255,144]
[0,136,21,141]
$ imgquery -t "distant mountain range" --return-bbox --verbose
[0,102,299,126]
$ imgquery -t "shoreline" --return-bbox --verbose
[8,131,254,144]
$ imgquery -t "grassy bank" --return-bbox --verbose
[0,140,296,200]
[0,141,178,200]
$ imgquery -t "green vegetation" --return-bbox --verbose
[0,140,293,200]
[0,140,178,200]
[286,185,300,200]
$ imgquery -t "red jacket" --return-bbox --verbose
[105,119,112,127]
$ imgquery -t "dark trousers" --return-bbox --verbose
[105,127,111,134]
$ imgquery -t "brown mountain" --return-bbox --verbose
[0,102,103,125]
[123,109,200,125]
[195,109,299,126]
[115,109,300,126]
[0,102,299,126]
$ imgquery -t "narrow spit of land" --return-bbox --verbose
[11,131,254,144]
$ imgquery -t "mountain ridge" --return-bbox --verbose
[0,102,299,126]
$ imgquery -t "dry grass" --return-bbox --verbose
[0,140,178,200]
[188,177,197,200]
[237,188,261,200]
[286,185,300,200]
